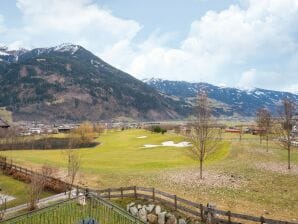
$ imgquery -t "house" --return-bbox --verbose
[0,118,9,128]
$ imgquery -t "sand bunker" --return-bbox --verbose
[137,136,148,139]
[0,194,16,205]
[143,141,191,148]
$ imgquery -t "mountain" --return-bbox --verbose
[144,78,298,117]
[0,44,189,122]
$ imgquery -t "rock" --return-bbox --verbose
[146,204,155,213]
[166,214,177,224]
[78,195,86,206]
[178,219,186,224]
[147,214,158,223]
[129,206,138,217]
[158,212,166,224]
[138,207,147,222]
[155,205,161,214]
[137,204,142,209]
[127,202,135,211]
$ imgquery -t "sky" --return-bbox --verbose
[0,0,298,93]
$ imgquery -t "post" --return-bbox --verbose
[260,216,265,224]
[174,195,177,211]
[134,186,137,198]
[76,185,79,196]
[121,187,123,200]
[200,204,204,221]
[227,211,231,224]
[152,188,155,201]
[108,188,111,200]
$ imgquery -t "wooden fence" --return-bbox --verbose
[0,156,70,193]
[0,156,297,224]
[95,186,298,224]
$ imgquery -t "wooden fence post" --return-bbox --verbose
[227,211,231,224]
[121,187,123,200]
[152,188,155,202]
[200,204,204,221]
[174,195,177,211]
[260,216,265,224]
[108,188,111,200]
[134,186,137,198]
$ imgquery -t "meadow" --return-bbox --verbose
[0,129,297,221]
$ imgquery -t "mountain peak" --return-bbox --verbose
[52,43,81,54]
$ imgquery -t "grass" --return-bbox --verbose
[0,173,53,209]
[1,129,297,221]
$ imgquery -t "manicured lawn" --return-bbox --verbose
[0,173,53,209]
[1,129,297,220]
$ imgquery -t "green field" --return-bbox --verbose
[0,173,53,209]
[1,129,297,220]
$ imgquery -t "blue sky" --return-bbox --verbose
[0,0,298,93]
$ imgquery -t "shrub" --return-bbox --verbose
[151,126,167,134]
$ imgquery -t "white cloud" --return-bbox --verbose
[4,0,141,51]
[1,0,298,92]
[99,0,298,92]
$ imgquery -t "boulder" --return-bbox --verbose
[158,212,166,224]
[166,214,177,224]
[147,214,158,223]
[178,219,187,224]
[129,206,138,217]
[138,207,147,222]
[137,204,142,209]
[127,202,135,212]
[146,204,155,213]
[155,205,161,214]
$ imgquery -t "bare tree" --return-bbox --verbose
[188,91,220,179]
[65,149,81,197]
[73,121,95,144]
[27,173,44,211]
[256,108,272,152]
[277,99,296,169]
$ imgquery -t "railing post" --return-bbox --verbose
[152,188,155,201]
[200,204,204,221]
[120,187,123,200]
[108,188,111,200]
[174,195,177,211]
[227,211,231,224]
[134,186,137,198]
[76,185,79,196]
[260,216,265,224]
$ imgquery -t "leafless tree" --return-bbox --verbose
[65,149,81,197]
[27,173,44,211]
[256,108,272,152]
[276,99,296,169]
[73,121,95,144]
[188,91,220,179]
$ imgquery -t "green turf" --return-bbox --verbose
[0,173,53,209]
[1,129,297,220]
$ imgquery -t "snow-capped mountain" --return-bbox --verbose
[0,44,189,122]
[144,78,298,117]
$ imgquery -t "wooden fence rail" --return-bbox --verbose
[95,186,298,224]
[0,156,297,224]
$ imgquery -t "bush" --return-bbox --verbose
[151,126,167,134]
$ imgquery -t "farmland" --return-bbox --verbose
[0,129,297,221]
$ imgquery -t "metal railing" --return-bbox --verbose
[0,193,145,224]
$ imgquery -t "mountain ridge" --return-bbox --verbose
[144,78,298,117]
[0,44,189,122]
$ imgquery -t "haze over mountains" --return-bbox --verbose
[0,44,297,122]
